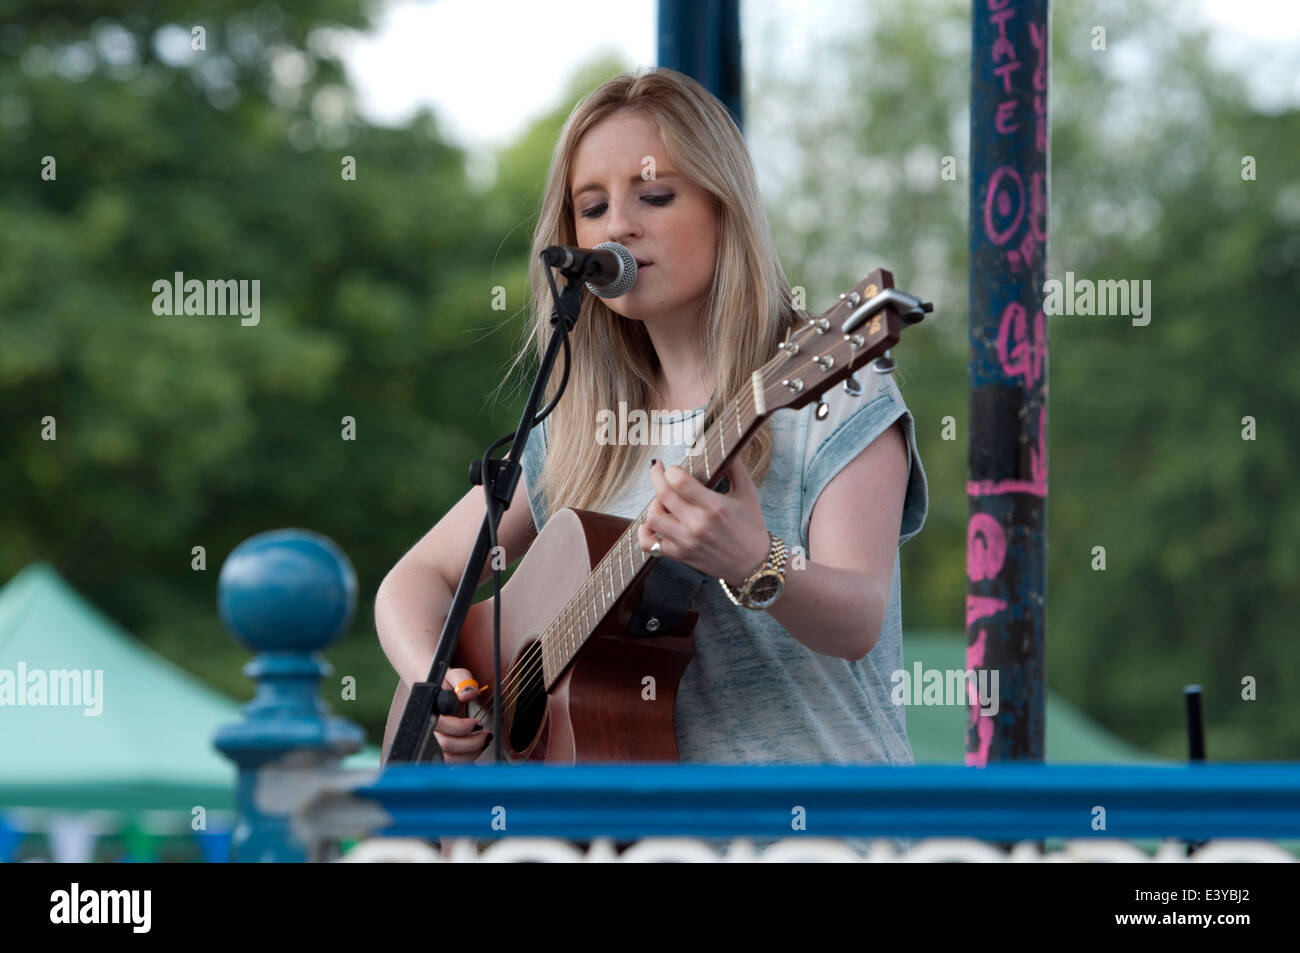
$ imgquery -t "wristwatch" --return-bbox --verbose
[719,531,788,610]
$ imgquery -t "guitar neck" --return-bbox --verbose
[538,375,769,685]
[537,266,915,686]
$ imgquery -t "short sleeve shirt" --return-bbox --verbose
[518,368,929,766]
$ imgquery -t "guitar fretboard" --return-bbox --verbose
[539,372,769,685]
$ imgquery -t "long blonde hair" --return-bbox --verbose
[518,67,802,517]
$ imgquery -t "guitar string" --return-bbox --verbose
[456,310,871,738]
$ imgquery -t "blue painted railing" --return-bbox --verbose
[213,532,1300,862]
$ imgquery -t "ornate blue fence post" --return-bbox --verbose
[213,529,365,862]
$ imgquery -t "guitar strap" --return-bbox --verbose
[626,556,708,638]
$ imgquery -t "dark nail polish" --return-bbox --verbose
[472,723,484,733]
[649,457,657,468]
[483,733,494,748]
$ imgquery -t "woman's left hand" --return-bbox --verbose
[637,456,772,584]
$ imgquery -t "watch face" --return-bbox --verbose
[747,572,783,607]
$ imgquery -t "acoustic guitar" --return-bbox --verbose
[382,268,928,764]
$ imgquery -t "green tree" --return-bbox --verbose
[0,1,578,728]
[753,0,1299,758]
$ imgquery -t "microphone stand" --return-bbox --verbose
[385,263,586,765]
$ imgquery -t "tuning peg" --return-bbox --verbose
[901,300,934,326]
[815,398,829,420]
[843,374,862,397]
[872,350,896,374]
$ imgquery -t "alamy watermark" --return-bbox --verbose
[0,663,103,716]
[890,663,1000,716]
[50,883,150,932]
[151,272,260,326]
[595,402,700,446]
[1043,272,1151,326]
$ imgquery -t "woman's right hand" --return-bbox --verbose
[434,667,491,764]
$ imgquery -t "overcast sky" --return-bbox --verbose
[332,0,1300,154]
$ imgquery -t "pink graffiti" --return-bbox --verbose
[966,594,1008,627]
[1013,229,1035,270]
[967,405,1048,497]
[965,628,995,767]
[988,1,1020,96]
[965,2,1047,772]
[992,59,1022,95]
[967,512,1006,582]
[980,0,1046,270]
[1029,22,1048,152]
[996,99,1019,133]
[995,301,1045,389]
[1004,172,1046,272]
[1029,22,1046,87]
[1029,170,1047,246]
[983,165,1024,246]
[991,29,1015,65]
[967,626,986,670]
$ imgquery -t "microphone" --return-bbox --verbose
[541,241,637,298]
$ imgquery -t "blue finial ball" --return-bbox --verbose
[218,530,357,653]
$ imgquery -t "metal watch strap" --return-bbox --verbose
[719,532,785,609]
[742,536,788,609]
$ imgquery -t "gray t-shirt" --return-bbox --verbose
[518,368,928,767]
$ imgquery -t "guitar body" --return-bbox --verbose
[381,507,698,764]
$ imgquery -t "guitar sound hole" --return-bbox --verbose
[508,642,547,754]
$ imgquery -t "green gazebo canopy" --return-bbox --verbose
[0,563,380,814]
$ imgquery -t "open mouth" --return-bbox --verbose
[634,259,653,269]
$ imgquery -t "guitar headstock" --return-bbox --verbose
[757,268,930,416]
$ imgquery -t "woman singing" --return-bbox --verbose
[375,67,928,768]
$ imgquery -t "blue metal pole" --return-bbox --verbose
[966,0,1050,764]
[657,0,744,134]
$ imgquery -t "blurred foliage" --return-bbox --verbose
[0,0,550,716]
[755,0,1299,759]
[1,0,1295,759]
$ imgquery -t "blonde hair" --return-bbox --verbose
[517,67,802,517]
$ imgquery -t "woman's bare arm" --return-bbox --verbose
[375,475,537,687]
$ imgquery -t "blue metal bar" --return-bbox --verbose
[347,763,1300,841]
[214,532,1300,860]
[657,0,744,133]
[966,0,1051,763]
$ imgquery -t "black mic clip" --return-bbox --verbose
[469,457,521,506]
[540,245,598,277]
